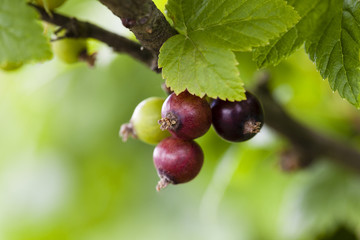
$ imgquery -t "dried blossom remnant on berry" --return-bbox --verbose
[158,112,178,131]
[244,120,262,134]
[156,175,173,191]
[119,123,136,141]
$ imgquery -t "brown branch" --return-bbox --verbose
[254,73,360,171]
[98,0,178,56]
[32,2,360,171]
[30,3,156,69]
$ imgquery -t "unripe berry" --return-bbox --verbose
[153,137,203,191]
[52,38,95,65]
[159,91,212,140]
[211,92,264,142]
[120,97,171,145]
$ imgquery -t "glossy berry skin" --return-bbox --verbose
[153,137,204,191]
[211,92,264,142]
[159,91,211,140]
[120,97,171,145]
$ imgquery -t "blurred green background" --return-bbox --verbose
[1,0,360,239]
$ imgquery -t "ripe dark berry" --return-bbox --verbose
[158,91,212,140]
[153,137,204,191]
[211,92,264,142]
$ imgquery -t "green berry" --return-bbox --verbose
[52,38,87,64]
[120,97,171,145]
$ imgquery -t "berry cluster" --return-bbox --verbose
[120,89,264,191]
[154,91,211,191]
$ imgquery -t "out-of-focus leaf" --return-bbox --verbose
[281,162,360,239]
[0,0,52,66]
[254,0,360,107]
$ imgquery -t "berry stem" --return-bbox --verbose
[161,83,173,95]
[79,50,97,67]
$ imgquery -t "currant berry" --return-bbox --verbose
[153,137,204,191]
[120,97,171,145]
[211,92,264,142]
[52,38,95,66]
[158,91,212,140]
[35,0,67,10]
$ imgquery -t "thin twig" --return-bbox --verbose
[30,3,156,69]
[31,2,360,171]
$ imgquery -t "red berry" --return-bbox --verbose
[211,92,264,142]
[153,137,204,191]
[158,91,212,140]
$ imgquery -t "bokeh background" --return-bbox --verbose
[1,0,360,239]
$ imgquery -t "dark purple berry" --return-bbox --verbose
[158,91,212,140]
[211,92,264,142]
[153,137,204,191]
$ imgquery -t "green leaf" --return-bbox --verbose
[305,0,360,107]
[253,0,328,67]
[0,0,52,66]
[159,34,245,101]
[254,0,360,107]
[161,0,299,99]
[166,0,300,51]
